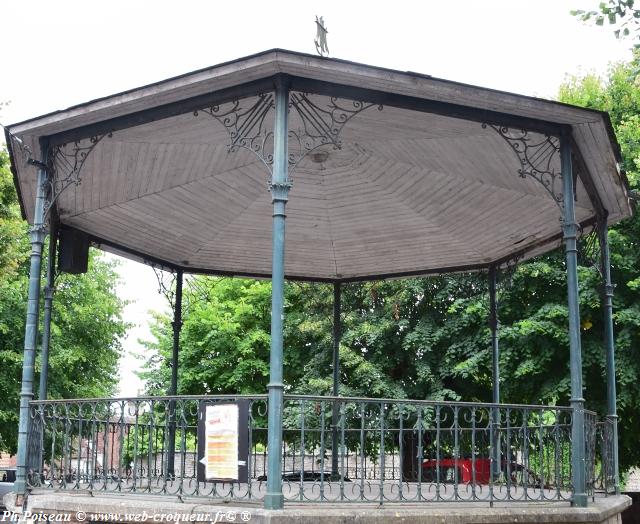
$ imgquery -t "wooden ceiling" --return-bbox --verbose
[7,50,632,281]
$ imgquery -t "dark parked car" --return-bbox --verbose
[256,471,350,482]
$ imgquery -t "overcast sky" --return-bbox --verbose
[0,0,633,397]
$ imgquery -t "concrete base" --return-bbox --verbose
[2,491,631,524]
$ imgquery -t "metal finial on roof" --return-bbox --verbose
[314,16,329,57]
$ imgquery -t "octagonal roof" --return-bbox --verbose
[6,49,633,282]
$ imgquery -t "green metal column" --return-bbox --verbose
[15,155,48,499]
[488,266,499,405]
[561,133,587,507]
[488,265,501,479]
[38,217,57,401]
[265,78,290,510]
[331,282,341,477]
[166,269,183,478]
[598,217,620,494]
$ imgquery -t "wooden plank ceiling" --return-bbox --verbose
[40,94,593,281]
[8,50,630,281]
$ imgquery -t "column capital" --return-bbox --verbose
[269,181,292,202]
[43,286,55,300]
[29,225,46,245]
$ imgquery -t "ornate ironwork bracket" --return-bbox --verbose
[288,93,382,171]
[482,124,563,211]
[195,94,275,170]
[2,124,38,169]
[151,264,224,315]
[195,91,382,177]
[577,225,603,279]
[494,253,522,304]
[477,253,523,313]
[44,133,112,218]
[4,129,56,238]
[152,265,178,311]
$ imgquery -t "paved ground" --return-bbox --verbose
[2,490,631,524]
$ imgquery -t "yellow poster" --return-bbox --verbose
[204,404,239,480]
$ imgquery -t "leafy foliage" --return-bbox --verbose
[0,148,129,453]
[572,1,640,45]
[141,279,274,395]
[559,62,640,470]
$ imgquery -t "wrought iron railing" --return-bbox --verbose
[585,410,597,498]
[26,395,598,504]
[595,418,617,494]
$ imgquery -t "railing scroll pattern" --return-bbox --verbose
[26,395,599,505]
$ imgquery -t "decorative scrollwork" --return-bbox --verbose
[28,394,583,503]
[2,124,37,168]
[288,93,382,171]
[480,253,522,321]
[577,225,603,278]
[150,264,226,316]
[195,94,275,169]
[46,133,112,217]
[482,124,562,208]
[152,266,178,310]
[495,252,523,303]
[195,92,382,176]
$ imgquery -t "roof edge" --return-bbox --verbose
[3,128,27,221]
[7,48,620,132]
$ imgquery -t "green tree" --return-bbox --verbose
[141,278,279,395]
[558,62,640,470]
[0,147,129,453]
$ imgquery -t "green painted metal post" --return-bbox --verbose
[15,157,48,500]
[170,270,183,397]
[331,282,341,477]
[37,217,56,476]
[598,217,620,494]
[488,265,501,480]
[264,78,290,510]
[166,269,183,478]
[39,217,57,401]
[561,133,587,507]
[488,266,499,405]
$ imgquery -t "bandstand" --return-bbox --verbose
[4,50,633,519]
